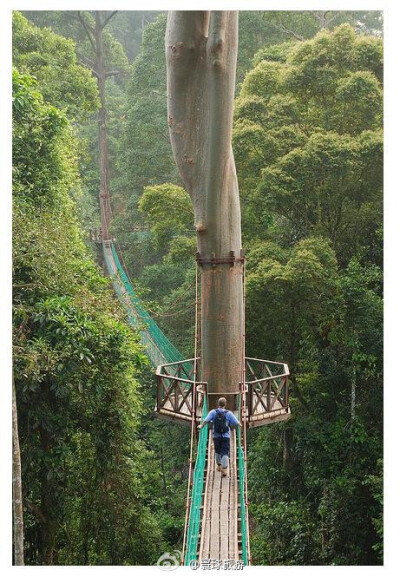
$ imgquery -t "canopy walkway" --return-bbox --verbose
[101,238,291,566]
[102,240,183,367]
[191,419,250,564]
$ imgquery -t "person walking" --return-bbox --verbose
[198,397,241,477]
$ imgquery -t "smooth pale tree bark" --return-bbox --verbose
[12,374,24,565]
[166,11,243,401]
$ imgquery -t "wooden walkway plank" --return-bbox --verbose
[199,427,238,562]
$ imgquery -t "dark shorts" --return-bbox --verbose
[213,436,230,457]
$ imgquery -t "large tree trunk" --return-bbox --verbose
[166,12,243,402]
[38,423,58,565]
[78,10,118,256]
[12,375,24,565]
[95,11,112,241]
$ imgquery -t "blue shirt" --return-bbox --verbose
[204,409,240,438]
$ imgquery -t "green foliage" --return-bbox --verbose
[12,69,167,565]
[21,11,131,78]
[236,11,382,85]
[18,10,132,236]
[13,12,384,567]
[253,41,297,65]
[362,459,383,563]
[13,12,99,122]
[166,236,197,264]
[246,237,341,362]
[241,60,282,100]
[251,500,319,565]
[108,14,180,277]
[13,12,104,234]
[233,24,383,566]
[234,25,383,264]
[123,11,174,191]
[13,69,76,211]
[139,183,194,252]
[284,26,383,114]
[105,11,162,62]
[258,130,382,261]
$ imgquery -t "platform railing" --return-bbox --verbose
[156,357,290,425]
[245,358,290,424]
[156,358,207,423]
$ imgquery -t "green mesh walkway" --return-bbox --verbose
[237,395,249,565]
[103,241,183,366]
[184,398,209,565]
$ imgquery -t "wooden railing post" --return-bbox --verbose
[284,375,289,408]
[267,380,271,412]
[248,383,252,418]
[173,378,178,413]
[157,375,161,412]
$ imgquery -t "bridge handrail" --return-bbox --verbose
[237,393,249,565]
[103,241,183,364]
[184,397,208,564]
[156,357,199,369]
[246,356,289,369]
[245,371,289,385]
[157,374,207,386]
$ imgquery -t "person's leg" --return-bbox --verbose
[214,437,222,470]
[221,438,230,476]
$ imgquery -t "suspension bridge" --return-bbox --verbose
[100,237,291,566]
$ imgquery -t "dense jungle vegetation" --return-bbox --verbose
[13,10,383,565]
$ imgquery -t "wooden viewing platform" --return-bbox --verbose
[156,357,291,427]
[245,357,291,427]
[155,357,291,565]
[156,359,206,425]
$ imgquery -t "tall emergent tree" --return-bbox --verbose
[77,10,120,239]
[166,11,243,398]
[12,372,24,565]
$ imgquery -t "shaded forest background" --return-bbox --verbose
[12,10,383,565]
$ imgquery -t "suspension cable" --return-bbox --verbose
[242,252,251,563]
[114,238,196,318]
[238,250,250,564]
[242,252,247,463]
[182,261,200,562]
[114,239,135,287]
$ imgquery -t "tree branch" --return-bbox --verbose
[78,11,97,53]
[271,20,305,42]
[26,499,47,524]
[325,12,341,28]
[313,11,340,30]
[77,51,96,70]
[101,10,118,30]
[105,70,122,77]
